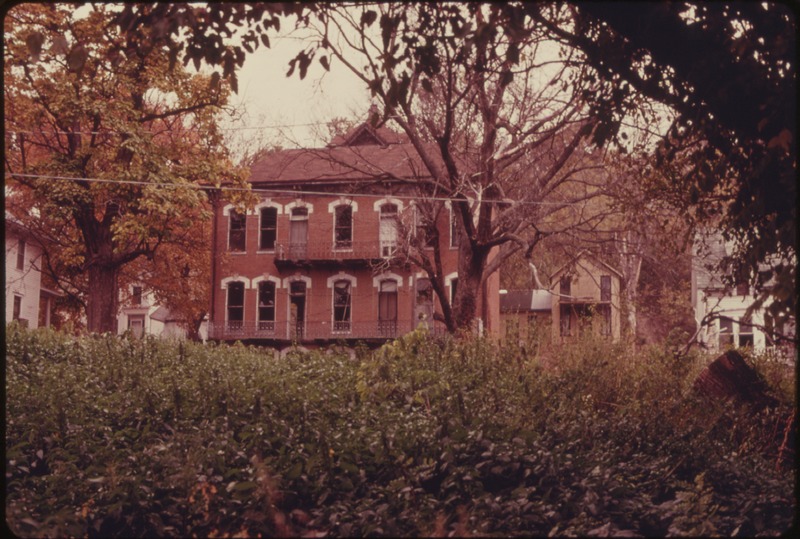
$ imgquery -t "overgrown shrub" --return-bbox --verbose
[5,323,795,537]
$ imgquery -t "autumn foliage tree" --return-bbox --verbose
[4,4,247,333]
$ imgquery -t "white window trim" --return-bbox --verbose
[329,199,357,252]
[221,276,252,289]
[444,200,460,249]
[327,197,358,213]
[372,272,403,288]
[444,272,459,303]
[285,200,314,215]
[328,273,357,333]
[223,278,248,326]
[222,203,254,216]
[408,201,435,250]
[256,200,282,253]
[253,275,280,325]
[283,274,312,289]
[373,197,404,213]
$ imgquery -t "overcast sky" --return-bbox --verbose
[227,34,371,149]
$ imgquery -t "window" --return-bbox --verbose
[260,207,277,250]
[227,281,245,330]
[560,304,572,336]
[229,211,246,252]
[13,295,22,320]
[379,203,398,257]
[334,205,353,249]
[128,315,145,338]
[415,207,436,248]
[289,207,309,257]
[738,314,754,347]
[378,280,398,335]
[132,286,143,306]
[450,278,459,304]
[719,317,734,348]
[560,276,571,297]
[600,275,611,302]
[333,280,352,332]
[450,208,460,247]
[16,239,26,270]
[258,281,276,331]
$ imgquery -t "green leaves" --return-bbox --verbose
[4,326,795,537]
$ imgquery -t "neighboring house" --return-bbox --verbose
[550,253,623,342]
[208,118,500,352]
[5,213,59,328]
[691,230,795,355]
[500,289,552,343]
[118,283,207,340]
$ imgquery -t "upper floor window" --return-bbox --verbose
[260,207,277,251]
[227,281,245,329]
[229,211,246,252]
[560,276,571,297]
[16,239,26,270]
[379,203,398,257]
[414,207,436,248]
[600,275,611,302]
[132,286,143,306]
[333,280,352,332]
[450,208,460,248]
[334,205,353,249]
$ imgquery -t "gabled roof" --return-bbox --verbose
[549,251,623,285]
[249,120,441,185]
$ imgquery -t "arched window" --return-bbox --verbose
[258,280,276,331]
[378,279,398,336]
[334,205,353,249]
[379,203,398,257]
[229,210,246,252]
[260,207,278,251]
[289,207,309,258]
[227,281,245,330]
[333,279,352,333]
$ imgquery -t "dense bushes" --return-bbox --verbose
[5,323,795,537]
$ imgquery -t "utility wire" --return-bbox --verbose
[5,122,338,137]
[7,172,585,207]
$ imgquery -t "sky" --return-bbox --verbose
[227,33,371,150]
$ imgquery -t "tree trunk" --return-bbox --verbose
[86,264,119,334]
[451,243,487,332]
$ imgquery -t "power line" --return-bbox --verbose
[5,121,339,137]
[7,172,585,207]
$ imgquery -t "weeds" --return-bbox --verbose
[5,323,795,537]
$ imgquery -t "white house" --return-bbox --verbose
[118,282,207,340]
[5,213,58,328]
[691,230,795,356]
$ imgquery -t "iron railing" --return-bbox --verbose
[208,319,443,341]
[274,240,397,262]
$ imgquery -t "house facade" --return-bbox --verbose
[550,253,622,342]
[5,213,58,328]
[208,121,499,351]
[691,231,795,356]
[500,289,552,343]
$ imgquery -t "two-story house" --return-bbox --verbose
[550,252,622,342]
[692,230,795,356]
[5,212,59,328]
[208,120,499,352]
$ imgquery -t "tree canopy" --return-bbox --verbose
[4,4,247,333]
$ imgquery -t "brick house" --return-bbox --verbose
[208,120,500,351]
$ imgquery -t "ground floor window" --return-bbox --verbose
[333,280,352,332]
[258,281,276,331]
[128,314,145,338]
[227,281,245,330]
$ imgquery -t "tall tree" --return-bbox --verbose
[299,3,618,331]
[4,4,247,333]
[530,1,796,333]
